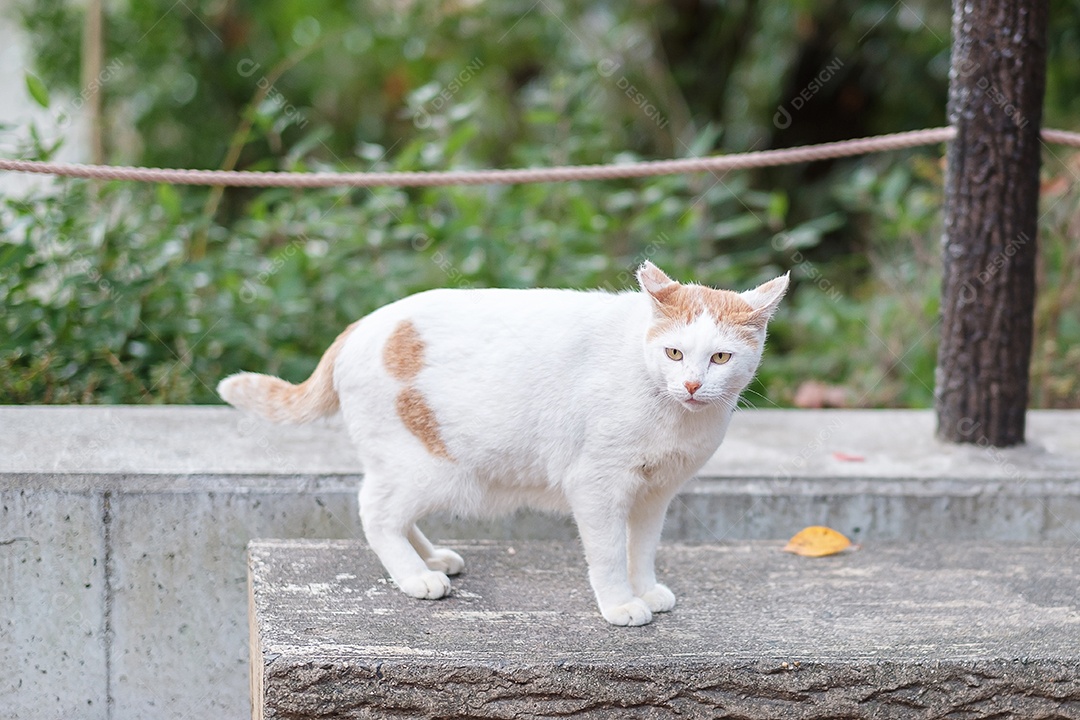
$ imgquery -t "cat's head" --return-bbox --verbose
[637,261,788,412]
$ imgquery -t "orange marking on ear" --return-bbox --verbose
[645,285,700,340]
[383,320,426,381]
[396,387,453,460]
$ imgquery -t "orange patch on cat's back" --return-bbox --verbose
[383,320,426,380]
[383,319,453,460]
[396,387,453,460]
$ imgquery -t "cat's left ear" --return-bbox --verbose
[741,273,790,327]
[636,261,680,303]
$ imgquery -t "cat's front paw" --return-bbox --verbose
[396,570,451,600]
[600,598,653,626]
[425,548,465,576]
[639,583,676,613]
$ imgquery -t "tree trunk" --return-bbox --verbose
[81,0,104,165]
[935,0,1048,447]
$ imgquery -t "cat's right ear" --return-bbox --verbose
[741,272,790,327]
[637,261,679,303]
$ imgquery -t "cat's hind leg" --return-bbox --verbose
[408,525,465,576]
[359,476,450,599]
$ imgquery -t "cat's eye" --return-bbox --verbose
[665,348,683,361]
[711,351,732,365]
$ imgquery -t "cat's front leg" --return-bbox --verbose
[627,481,682,613]
[570,489,653,626]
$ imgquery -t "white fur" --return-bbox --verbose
[220,263,787,625]
[327,264,787,625]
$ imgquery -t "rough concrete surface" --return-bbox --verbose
[0,490,109,720]
[105,491,362,718]
[3,407,1079,719]
[250,540,1080,720]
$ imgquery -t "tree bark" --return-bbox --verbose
[935,0,1048,447]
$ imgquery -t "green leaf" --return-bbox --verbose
[24,73,50,109]
[156,184,182,221]
[712,213,763,241]
[767,192,789,225]
[0,239,34,271]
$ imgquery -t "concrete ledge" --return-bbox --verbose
[4,406,1080,481]
[5,406,1080,543]
[249,539,1080,720]
[3,407,1079,718]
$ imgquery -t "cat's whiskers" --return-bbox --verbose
[734,396,756,412]
[739,385,783,410]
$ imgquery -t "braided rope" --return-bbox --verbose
[1039,128,1080,147]
[0,126,1077,188]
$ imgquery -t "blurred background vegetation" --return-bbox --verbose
[2,0,1078,407]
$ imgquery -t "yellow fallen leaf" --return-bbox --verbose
[783,526,853,557]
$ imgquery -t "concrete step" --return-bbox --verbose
[248,539,1080,720]
[5,407,1080,546]
[4,407,1078,719]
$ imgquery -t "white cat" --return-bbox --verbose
[219,261,787,626]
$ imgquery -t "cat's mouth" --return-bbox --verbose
[681,397,709,410]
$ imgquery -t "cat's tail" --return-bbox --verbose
[217,322,358,424]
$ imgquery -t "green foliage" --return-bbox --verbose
[1031,179,1080,409]
[4,0,1079,407]
[0,117,799,404]
[24,72,51,109]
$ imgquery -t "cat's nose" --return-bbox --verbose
[684,380,702,395]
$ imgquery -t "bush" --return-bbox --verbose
[4,0,1078,408]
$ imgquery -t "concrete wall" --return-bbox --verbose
[2,407,1078,719]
